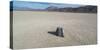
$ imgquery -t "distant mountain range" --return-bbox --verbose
[10,1,97,13]
[46,6,97,13]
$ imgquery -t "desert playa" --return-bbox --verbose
[12,11,97,49]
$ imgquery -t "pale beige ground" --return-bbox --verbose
[13,11,97,49]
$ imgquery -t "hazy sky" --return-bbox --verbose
[12,1,83,9]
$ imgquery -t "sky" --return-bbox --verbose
[12,1,83,9]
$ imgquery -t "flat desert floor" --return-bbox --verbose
[12,11,97,49]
